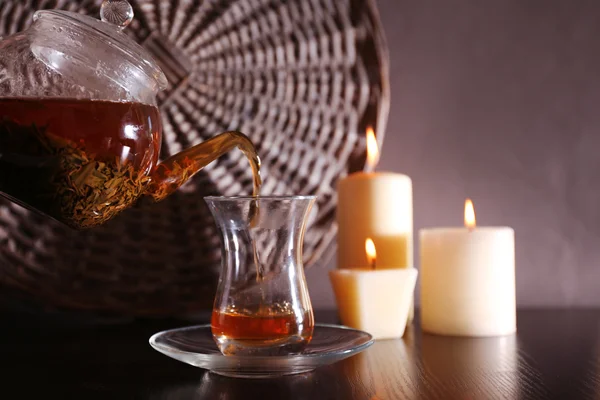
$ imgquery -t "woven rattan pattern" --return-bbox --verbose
[0,0,389,315]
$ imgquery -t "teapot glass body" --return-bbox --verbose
[0,7,260,229]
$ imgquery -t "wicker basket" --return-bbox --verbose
[0,0,389,316]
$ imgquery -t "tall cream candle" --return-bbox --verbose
[337,128,413,270]
[419,199,516,337]
[337,173,412,269]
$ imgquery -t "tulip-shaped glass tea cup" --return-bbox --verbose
[205,196,316,356]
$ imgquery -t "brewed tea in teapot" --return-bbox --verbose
[0,98,161,228]
[0,1,261,229]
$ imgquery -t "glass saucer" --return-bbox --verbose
[149,323,373,378]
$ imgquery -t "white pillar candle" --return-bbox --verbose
[419,199,516,337]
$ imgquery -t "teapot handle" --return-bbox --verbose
[145,131,261,201]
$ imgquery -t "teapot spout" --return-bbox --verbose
[145,131,261,202]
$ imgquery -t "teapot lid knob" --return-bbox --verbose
[100,0,134,29]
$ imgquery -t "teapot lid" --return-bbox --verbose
[32,0,167,96]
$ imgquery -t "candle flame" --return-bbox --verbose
[464,198,476,229]
[365,127,380,172]
[365,238,377,270]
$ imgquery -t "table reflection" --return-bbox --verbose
[341,327,420,399]
[148,364,370,400]
[420,333,520,399]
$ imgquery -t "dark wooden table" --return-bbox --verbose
[2,309,600,399]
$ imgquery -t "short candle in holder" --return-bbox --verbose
[337,128,413,271]
[420,199,516,337]
[330,238,418,340]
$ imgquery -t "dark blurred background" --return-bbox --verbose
[308,0,600,309]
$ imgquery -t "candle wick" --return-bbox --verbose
[371,259,376,271]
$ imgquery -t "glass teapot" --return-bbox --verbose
[0,0,260,229]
